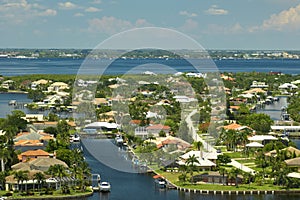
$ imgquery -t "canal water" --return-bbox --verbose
[256,96,288,121]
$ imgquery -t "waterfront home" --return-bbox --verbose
[1,80,14,89]
[18,149,51,162]
[177,156,216,171]
[194,171,243,185]
[5,158,69,191]
[43,94,64,105]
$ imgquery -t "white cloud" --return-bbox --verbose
[257,4,300,31]
[205,5,228,15]
[38,9,57,16]
[74,12,84,17]
[179,10,197,18]
[0,0,56,24]
[58,2,78,10]
[87,16,152,34]
[85,7,101,12]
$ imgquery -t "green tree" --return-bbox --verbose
[13,170,29,192]
[33,172,45,191]
[241,113,273,133]
[186,154,200,183]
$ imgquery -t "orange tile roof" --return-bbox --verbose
[146,124,170,130]
[21,149,50,156]
[223,123,242,130]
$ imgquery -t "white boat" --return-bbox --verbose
[154,179,166,188]
[99,181,111,192]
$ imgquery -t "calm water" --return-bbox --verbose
[1,58,300,76]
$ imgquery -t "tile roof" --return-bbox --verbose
[21,149,50,157]
[146,124,170,130]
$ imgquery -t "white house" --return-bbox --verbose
[85,122,119,131]
[48,82,69,92]
[173,95,197,103]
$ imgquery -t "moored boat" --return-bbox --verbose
[99,181,111,192]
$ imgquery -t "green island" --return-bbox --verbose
[1,70,300,199]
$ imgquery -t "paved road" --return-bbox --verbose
[185,109,256,174]
[185,109,216,153]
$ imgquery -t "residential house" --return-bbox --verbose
[250,81,269,88]
[47,82,69,92]
[285,157,300,171]
[248,135,278,146]
[85,122,119,132]
[14,130,55,152]
[18,149,51,162]
[146,124,170,137]
[5,158,68,191]
[194,172,243,185]
[134,127,148,138]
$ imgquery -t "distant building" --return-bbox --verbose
[250,81,268,88]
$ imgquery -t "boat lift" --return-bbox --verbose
[91,174,101,191]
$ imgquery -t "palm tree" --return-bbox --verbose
[193,141,203,158]
[33,172,45,191]
[219,167,227,185]
[47,164,68,190]
[186,154,200,183]
[13,170,28,192]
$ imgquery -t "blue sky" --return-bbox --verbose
[1,0,300,49]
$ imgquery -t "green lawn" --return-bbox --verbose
[224,152,246,158]
[158,171,292,192]
[0,189,93,199]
